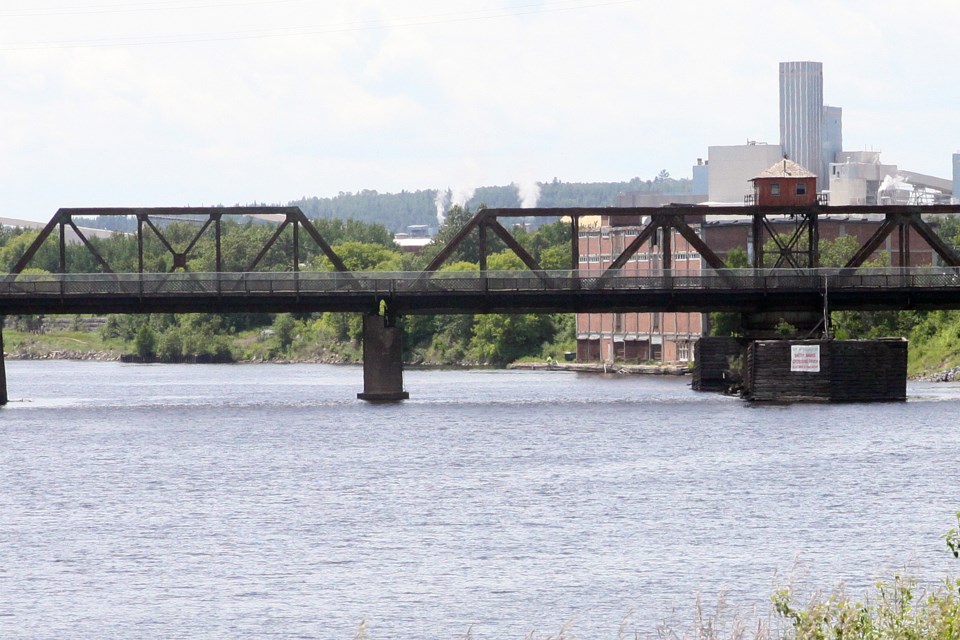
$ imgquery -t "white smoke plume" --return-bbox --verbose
[513,179,541,208]
[434,189,451,226]
[435,186,476,226]
[451,186,475,208]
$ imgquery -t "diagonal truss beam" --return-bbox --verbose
[843,215,901,269]
[667,215,727,270]
[66,219,114,274]
[9,212,63,274]
[298,214,349,272]
[485,218,552,286]
[420,212,485,274]
[910,215,960,267]
[7,207,347,275]
[601,219,662,277]
[247,220,290,272]
[751,211,820,270]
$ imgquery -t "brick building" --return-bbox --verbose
[575,218,703,364]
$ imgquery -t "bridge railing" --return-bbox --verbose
[1,267,960,297]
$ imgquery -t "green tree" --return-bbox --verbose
[273,313,297,351]
[313,241,401,272]
[157,327,184,362]
[134,324,156,359]
[468,313,554,365]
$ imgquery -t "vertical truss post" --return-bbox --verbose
[292,214,301,295]
[808,212,819,267]
[214,214,222,295]
[570,215,580,269]
[58,216,67,274]
[292,215,300,272]
[58,216,67,295]
[661,221,673,289]
[137,215,145,297]
[214,213,223,273]
[900,218,910,268]
[478,220,488,292]
[570,214,580,289]
[478,220,488,271]
[752,213,763,269]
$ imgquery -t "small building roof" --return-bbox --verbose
[753,159,817,180]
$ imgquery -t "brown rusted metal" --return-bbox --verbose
[670,216,726,270]
[297,215,348,273]
[844,215,901,269]
[8,207,348,275]
[420,211,486,273]
[570,215,580,274]
[246,220,290,272]
[66,219,114,273]
[910,215,960,267]
[602,219,662,275]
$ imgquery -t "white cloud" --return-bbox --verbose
[0,0,957,221]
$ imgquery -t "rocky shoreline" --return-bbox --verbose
[913,366,960,382]
[6,349,960,382]
[508,361,690,375]
[6,350,122,361]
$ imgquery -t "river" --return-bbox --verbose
[1,361,959,639]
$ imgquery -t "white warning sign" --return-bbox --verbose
[790,345,821,372]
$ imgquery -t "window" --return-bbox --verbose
[770,183,781,196]
[796,182,807,196]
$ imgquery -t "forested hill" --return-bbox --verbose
[293,175,692,232]
[72,175,691,234]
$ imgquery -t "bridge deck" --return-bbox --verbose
[2,268,960,315]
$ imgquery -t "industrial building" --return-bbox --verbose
[574,60,955,365]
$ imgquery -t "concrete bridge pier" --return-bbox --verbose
[0,321,7,406]
[357,312,409,402]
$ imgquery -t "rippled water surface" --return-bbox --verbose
[2,361,959,639]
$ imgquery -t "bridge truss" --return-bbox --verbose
[3,203,960,317]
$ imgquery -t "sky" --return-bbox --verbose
[1,0,958,222]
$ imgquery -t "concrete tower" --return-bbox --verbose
[821,105,842,186]
[954,153,960,204]
[780,61,823,184]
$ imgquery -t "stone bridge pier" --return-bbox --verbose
[357,312,409,402]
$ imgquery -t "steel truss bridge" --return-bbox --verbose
[3,203,960,403]
[2,204,960,316]
[3,268,960,316]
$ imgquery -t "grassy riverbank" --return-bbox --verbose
[2,329,125,360]
[3,313,960,381]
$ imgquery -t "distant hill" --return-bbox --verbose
[77,176,692,234]
[291,175,692,232]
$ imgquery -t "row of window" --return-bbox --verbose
[769,182,807,196]
[578,228,704,240]
[578,252,702,264]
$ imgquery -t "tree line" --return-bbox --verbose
[76,175,692,234]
